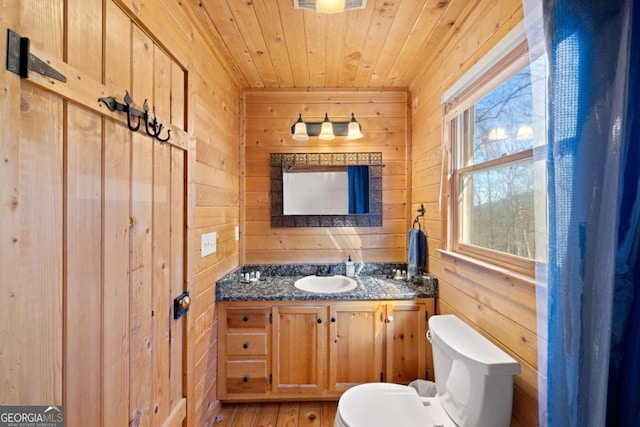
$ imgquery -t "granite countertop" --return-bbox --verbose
[215,274,436,302]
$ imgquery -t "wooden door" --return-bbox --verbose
[272,305,326,395]
[328,302,384,392]
[0,2,191,426]
[385,301,429,384]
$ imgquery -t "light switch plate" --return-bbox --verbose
[201,232,216,257]
[235,226,239,241]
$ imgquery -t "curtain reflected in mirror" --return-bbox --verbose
[348,166,369,214]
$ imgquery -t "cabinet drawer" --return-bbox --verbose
[227,333,267,356]
[226,360,268,393]
[227,308,268,329]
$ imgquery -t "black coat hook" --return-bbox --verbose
[143,101,159,137]
[124,91,141,131]
[156,128,171,143]
[413,203,425,230]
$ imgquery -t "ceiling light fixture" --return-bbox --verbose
[290,113,364,141]
[316,0,345,13]
[293,0,367,13]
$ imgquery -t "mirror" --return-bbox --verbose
[271,152,383,227]
[283,165,369,215]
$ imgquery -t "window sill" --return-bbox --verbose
[437,249,536,287]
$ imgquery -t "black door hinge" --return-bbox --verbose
[6,29,66,82]
[269,374,272,384]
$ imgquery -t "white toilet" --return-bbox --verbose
[334,314,521,427]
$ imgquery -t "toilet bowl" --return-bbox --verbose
[334,383,456,427]
[334,314,521,427]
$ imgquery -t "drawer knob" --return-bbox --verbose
[330,317,336,323]
[243,342,249,349]
[243,375,249,382]
[317,318,322,324]
[243,315,249,322]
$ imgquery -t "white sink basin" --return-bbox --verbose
[294,275,357,294]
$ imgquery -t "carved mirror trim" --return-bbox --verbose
[271,152,383,227]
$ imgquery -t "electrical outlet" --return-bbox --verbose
[235,226,239,241]
[201,232,216,257]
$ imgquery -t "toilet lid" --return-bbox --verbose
[337,383,455,427]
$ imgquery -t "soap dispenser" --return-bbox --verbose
[345,255,355,277]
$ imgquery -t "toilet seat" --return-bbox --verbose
[335,383,456,427]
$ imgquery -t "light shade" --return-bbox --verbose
[487,127,508,140]
[292,114,309,141]
[316,0,346,14]
[516,124,534,140]
[318,113,335,140]
[346,113,364,140]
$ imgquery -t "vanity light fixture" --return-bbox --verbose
[290,112,364,141]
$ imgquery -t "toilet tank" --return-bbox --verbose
[428,315,521,427]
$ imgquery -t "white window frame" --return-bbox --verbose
[443,23,544,276]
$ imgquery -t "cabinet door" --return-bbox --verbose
[329,302,384,392]
[272,305,326,394]
[385,301,428,384]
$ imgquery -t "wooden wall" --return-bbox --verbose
[242,90,409,265]
[408,0,538,426]
[0,1,241,426]
[190,91,241,424]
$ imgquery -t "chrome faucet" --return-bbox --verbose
[316,265,334,276]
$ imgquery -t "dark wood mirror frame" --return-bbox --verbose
[270,152,383,228]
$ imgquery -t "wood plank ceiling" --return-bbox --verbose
[185,0,476,89]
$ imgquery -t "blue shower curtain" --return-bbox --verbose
[523,0,640,425]
[348,166,369,214]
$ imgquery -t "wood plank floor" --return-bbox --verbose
[214,401,338,427]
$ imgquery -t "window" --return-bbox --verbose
[445,29,547,274]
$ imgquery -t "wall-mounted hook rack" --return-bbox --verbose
[98,91,171,143]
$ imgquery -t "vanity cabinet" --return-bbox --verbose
[271,305,326,395]
[385,301,431,384]
[217,298,434,401]
[328,302,385,392]
[328,300,432,391]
